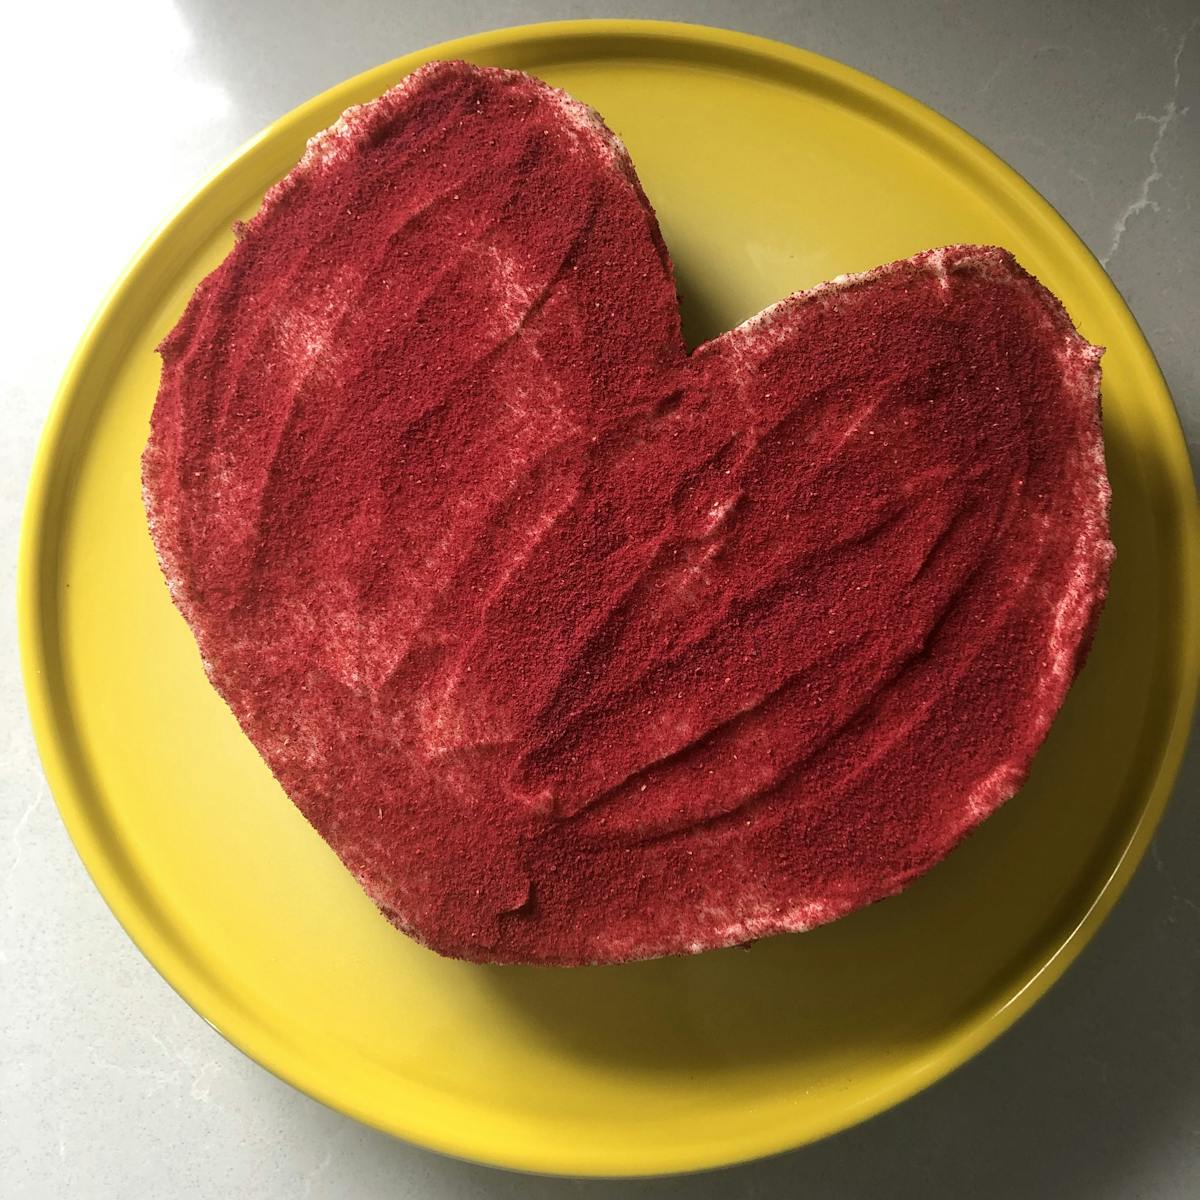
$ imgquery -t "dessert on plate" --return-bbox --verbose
[144,61,1113,965]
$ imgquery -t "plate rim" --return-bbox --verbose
[19,17,1200,1177]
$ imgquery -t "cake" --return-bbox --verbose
[143,61,1113,964]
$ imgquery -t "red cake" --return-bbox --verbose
[143,61,1113,964]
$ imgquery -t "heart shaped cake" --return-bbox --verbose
[144,61,1113,964]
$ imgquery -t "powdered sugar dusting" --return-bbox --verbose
[270,265,355,378]
[963,762,1024,822]
[546,88,620,161]
[486,245,536,337]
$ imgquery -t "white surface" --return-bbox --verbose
[3,1,1198,1196]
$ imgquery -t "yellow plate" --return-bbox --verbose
[20,20,1200,1177]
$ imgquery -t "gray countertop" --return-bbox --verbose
[3,1,1198,1196]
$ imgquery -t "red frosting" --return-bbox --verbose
[144,61,1113,964]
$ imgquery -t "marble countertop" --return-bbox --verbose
[3,1,1197,1196]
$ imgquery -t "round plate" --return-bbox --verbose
[20,20,1200,1177]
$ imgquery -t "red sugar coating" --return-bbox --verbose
[144,61,1113,964]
